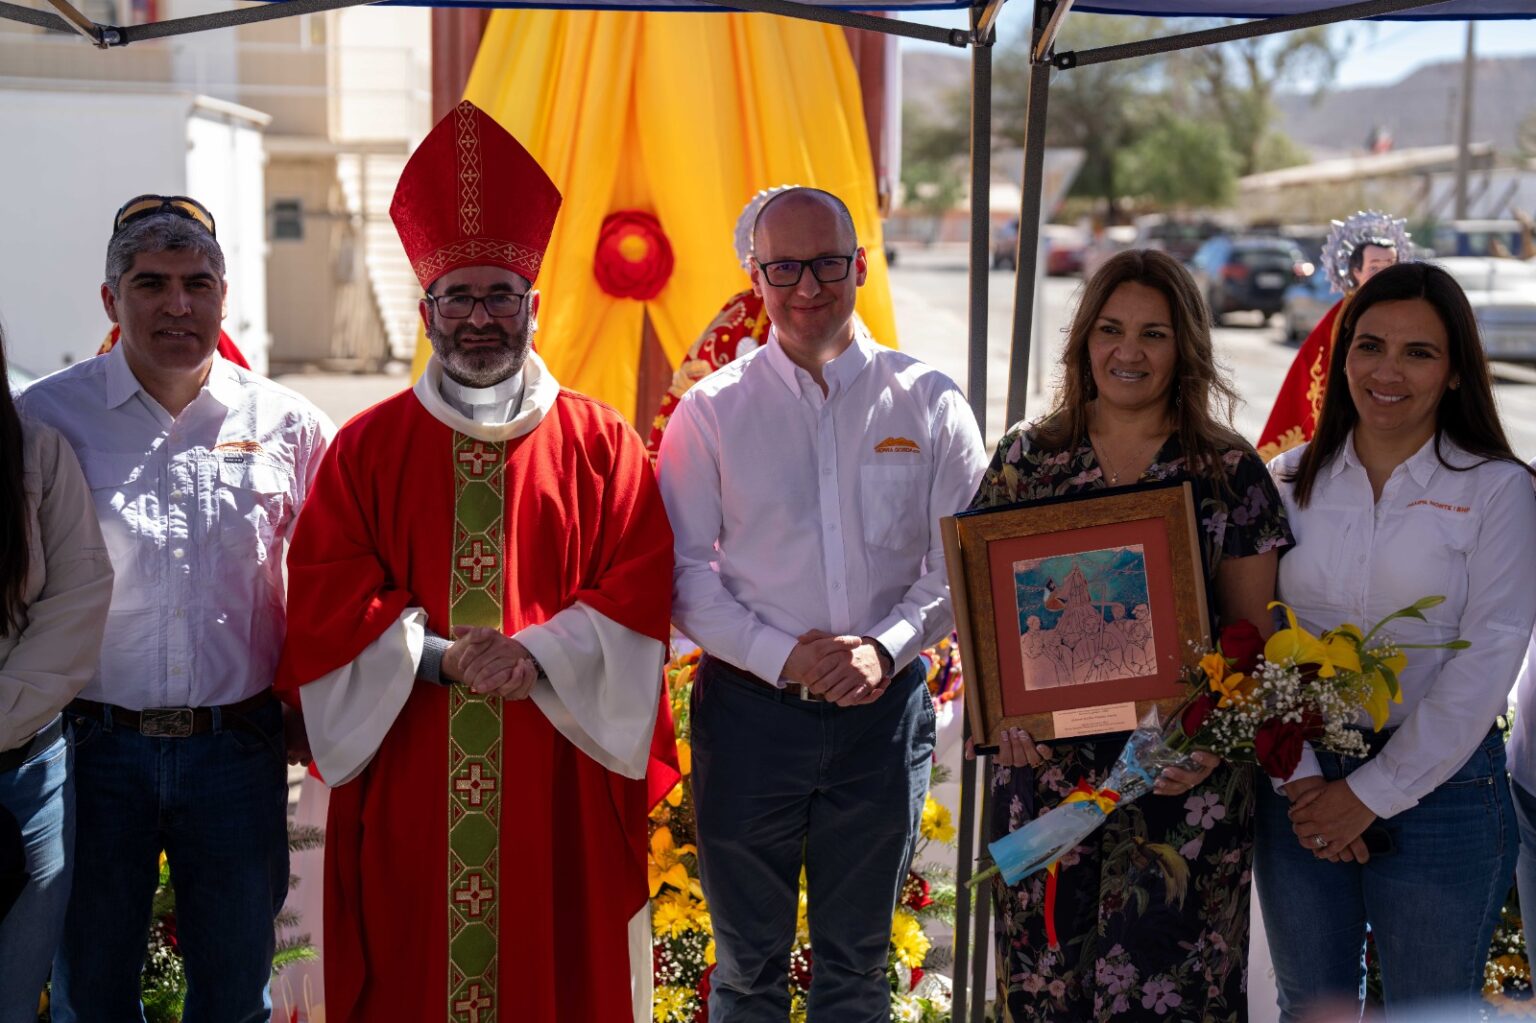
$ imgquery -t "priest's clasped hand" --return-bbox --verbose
[786,630,891,707]
[444,626,541,701]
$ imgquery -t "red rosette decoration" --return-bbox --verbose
[594,210,674,300]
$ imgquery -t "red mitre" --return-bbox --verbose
[390,100,562,290]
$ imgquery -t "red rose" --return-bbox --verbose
[1254,718,1306,780]
[901,871,934,911]
[910,967,925,991]
[1180,692,1216,737]
[593,210,674,300]
[789,945,814,989]
[695,962,716,1021]
[1218,619,1264,676]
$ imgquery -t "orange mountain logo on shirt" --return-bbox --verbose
[874,436,921,455]
[214,440,264,454]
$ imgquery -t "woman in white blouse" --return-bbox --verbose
[0,328,113,1023]
[1258,262,1536,1021]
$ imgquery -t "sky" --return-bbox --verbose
[898,9,1536,88]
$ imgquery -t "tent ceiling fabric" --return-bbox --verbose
[1073,0,1534,18]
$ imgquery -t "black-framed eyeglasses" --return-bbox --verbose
[113,194,217,238]
[425,291,528,319]
[754,254,856,288]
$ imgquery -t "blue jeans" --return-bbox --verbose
[1254,730,1516,1022]
[0,726,72,1023]
[51,699,290,1023]
[1511,776,1536,958]
[691,657,936,1023]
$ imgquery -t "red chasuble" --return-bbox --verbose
[1257,298,1344,461]
[276,386,676,1023]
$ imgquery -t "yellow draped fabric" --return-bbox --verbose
[412,10,897,420]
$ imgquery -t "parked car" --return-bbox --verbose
[1436,257,1536,363]
[1280,263,1339,344]
[1043,224,1087,276]
[1141,218,1222,265]
[1191,235,1307,324]
[1081,225,1139,279]
[991,217,1019,270]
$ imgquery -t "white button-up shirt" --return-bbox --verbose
[19,344,332,709]
[1270,434,1536,818]
[657,325,988,684]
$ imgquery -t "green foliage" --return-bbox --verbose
[901,101,967,226]
[1116,116,1239,208]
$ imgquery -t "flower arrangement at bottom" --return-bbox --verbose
[650,648,958,1022]
[973,596,1467,890]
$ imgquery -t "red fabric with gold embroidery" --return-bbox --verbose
[275,390,677,1022]
[644,287,769,461]
[1257,298,1344,461]
[391,100,563,290]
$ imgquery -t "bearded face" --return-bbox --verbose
[420,265,537,388]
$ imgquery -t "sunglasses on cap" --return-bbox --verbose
[112,195,217,238]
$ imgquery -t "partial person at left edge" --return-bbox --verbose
[0,318,114,1023]
[17,193,333,1023]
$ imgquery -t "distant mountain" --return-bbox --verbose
[1274,55,1536,156]
[903,49,1536,160]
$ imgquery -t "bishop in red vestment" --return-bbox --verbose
[275,101,677,1023]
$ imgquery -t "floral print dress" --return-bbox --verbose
[971,427,1293,1023]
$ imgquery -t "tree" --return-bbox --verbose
[900,99,968,239]
[1116,116,1239,208]
[993,15,1169,218]
[1168,27,1350,176]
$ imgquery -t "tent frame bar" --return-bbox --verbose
[42,0,106,45]
[700,0,972,44]
[1058,0,1452,66]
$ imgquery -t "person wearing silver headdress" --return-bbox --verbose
[644,185,799,461]
[1257,210,1411,460]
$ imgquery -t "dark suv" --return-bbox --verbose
[1191,236,1307,324]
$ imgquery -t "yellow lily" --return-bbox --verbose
[1359,667,1405,730]
[1199,651,1229,685]
[647,826,695,896]
[1209,670,1254,709]
[1265,602,1362,676]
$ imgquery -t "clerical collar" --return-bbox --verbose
[438,369,525,425]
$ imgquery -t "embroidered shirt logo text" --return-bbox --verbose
[874,436,921,455]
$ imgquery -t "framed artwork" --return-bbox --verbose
[941,480,1210,748]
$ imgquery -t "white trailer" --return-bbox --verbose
[0,89,270,377]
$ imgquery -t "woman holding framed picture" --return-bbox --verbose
[968,249,1292,1022]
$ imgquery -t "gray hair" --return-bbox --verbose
[104,214,225,294]
[752,187,858,253]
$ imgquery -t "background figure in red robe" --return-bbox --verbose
[98,324,249,369]
[1257,210,1410,460]
[276,101,677,1023]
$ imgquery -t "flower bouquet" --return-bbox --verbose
[973,596,1467,889]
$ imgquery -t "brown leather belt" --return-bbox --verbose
[67,692,275,738]
[702,656,828,702]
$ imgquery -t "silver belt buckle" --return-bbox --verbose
[140,708,195,738]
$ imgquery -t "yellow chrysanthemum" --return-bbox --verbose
[705,938,716,966]
[920,797,957,844]
[652,984,696,1023]
[889,909,930,968]
[651,889,709,938]
[648,826,696,896]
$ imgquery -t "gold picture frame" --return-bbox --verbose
[942,480,1210,749]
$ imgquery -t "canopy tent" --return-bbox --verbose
[9,0,1530,1015]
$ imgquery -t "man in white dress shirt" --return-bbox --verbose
[657,188,987,1021]
[19,196,331,1022]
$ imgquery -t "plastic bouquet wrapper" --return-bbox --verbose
[972,596,1467,893]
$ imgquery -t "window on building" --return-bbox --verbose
[272,199,304,241]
